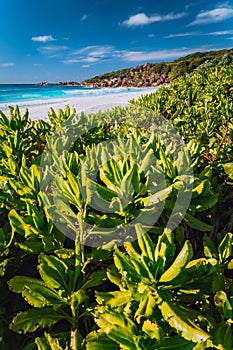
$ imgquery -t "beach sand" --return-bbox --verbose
[0,89,157,121]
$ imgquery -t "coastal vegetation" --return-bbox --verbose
[0,59,233,349]
[83,47,233,87]
[37,47,233,89]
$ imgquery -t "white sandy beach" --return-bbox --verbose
[0,89,157,121]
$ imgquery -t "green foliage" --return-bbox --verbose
[0,60,233,349]
[84,47,233,84]
[85,225,233,349]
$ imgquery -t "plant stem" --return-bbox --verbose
[70,329,79,350]
[70,304,81,350]
[212,122,229,162]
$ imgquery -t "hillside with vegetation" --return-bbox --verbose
[82,47,233,87]
[0,58,233,349]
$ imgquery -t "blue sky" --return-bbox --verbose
[0,0,233,83]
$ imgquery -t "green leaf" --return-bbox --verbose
[135,293,158,323]
[213,323,233,350]
[160,336,195,350]
[114,249,141,283]
[96,290,132,308]
[8,276,63,307]
[159,147,176,179]
[212,273,225,293]
[38,253,69,291]
[71,289,88,307]
[36,333,64,350]
[218,233,233,263]
[66,171,82,209]
[142,319,164,341]
[95,310,138,349]
[223,163,233,180]
[139,148,155,173]
[203,235,218,259]
[9,276,47,294]
[10,308,64,334]
[9,209,37,236]
[190,194,218,212]
[135,223,154,262]
[154,230,175,278]
[185,258,218,282]
[184,214,213,232]
[214,291,232,319]
[159,241,193,282]
[160,299,210,343]
[141,185,173,208]
[82,270,107,290]
[86,331,120,350]
[192,180,210,198]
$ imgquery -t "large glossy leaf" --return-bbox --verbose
[160,298,210,343]
[114,249,141,283]
[38,253,69,291]
[153,230,175,278]
[86,331,120,350]
[95,311,138,349]
[159,241,193,282]
[96,290,132,308]
[135,293,158,323]
[135,223,154,262]
[218,232,233,263]
[10,308,65,334]
[159,336,195,350]
[8,276,63,307]
[9,209,38,236]
[141,185,173,208]
[184,214,213,232]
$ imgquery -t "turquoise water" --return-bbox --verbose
[0,84,156,109]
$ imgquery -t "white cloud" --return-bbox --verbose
[82,64,90,68]
[83,57,99,62]
[64,45,114,65]
[88,47,112,57]
[63,57,99,65]
[38,45,69,54]
[189,6,233,25]
[32,35,55,42]
[166,30,233,38]
[165,32,199,38]
[72,45,113,56]
[81,14,88,21]
[121,11,186,27]
[0,62,15,67]
[209,30,233,35]
[148,34,155,37]
[120,47,209,62]
[33,63,43,66]
[63,59,80,64]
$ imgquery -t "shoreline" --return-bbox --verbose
[0,88,158,121]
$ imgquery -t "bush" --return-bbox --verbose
[0,63,233,349]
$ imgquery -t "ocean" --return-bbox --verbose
[0,84,156,111]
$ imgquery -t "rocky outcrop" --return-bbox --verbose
[36,81,80,87]
[80,62,171,88]
[37,81,49,86]
[37,62,171,88]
